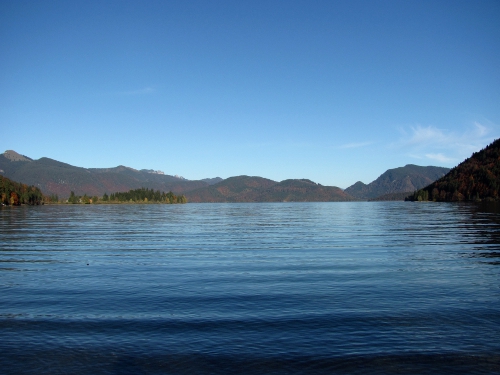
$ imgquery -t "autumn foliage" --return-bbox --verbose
[407,139,500,202]
[0,176,44,205]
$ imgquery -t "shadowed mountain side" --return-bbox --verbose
[408,138,500,202]
[254,179,356,202]
[0,157,104,197]
[186,177,356,202]
[0,153,209,198]
[345,164,450,200]
[90,166,209,192]
[201,177,224,185]
[186,176,278,202]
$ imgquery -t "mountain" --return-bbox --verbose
[345,164,450,200]
[254,179,355,202]
[185,176,356,202]
[409,139,500,202]
[201,177,224,185]
[185,176,278,202]
[0,151,210,198]
[2,150,32,162]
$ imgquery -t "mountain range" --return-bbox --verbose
[185,176,355,202]
[0,150,220,199]
[1,150,449,202]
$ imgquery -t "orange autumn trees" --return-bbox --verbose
[0,176,44,205]
[407,139,500,202]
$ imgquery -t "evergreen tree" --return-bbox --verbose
[68,191,78,204]
[0,176,44,205]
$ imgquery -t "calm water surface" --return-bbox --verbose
[1,202,499,374]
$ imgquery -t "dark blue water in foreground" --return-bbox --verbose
[1,202,499,374]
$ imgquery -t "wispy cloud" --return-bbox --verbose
[338,141,373,149]
[474,121,488,137]
[395,122,496,164]
[404,125,448,146]
[425,153,455,163]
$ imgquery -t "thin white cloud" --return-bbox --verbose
[401,122,492,148]
[425,153,455,163]
[404,125,448,146]
[474,121,488,137]
[338,141,373,149]
[396,122,497,164]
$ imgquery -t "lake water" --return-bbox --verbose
[1,202,499,374]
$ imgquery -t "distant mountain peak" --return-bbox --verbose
[3,150,32,162]
[345,165,450,200]
[201,177,223,185]
[140,169,166,175]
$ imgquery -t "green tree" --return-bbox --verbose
[68,191,79,204]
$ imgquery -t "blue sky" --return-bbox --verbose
[1,0,499,188]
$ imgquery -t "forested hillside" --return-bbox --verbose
[186,176,355,202]
[408,139,500,201]
[0,150,211,198]
[0,176,44,205]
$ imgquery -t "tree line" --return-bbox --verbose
[0,176,186,205]
[0,176,44,205]
[67,187,186,204]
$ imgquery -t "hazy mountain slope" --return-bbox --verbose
[201,177,223,185]
[0,151,209,198]
[254,179,356,202]
[186,176,278,202]
[2,150,32,162]
[0,154,31,176]
[409,139,500,201]
[186,176,356,202]
[345,164,450,200]
[5,157,105,197]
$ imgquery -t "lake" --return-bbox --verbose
[1,202,499,374]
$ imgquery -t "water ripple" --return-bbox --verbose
[1,202,500,374]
